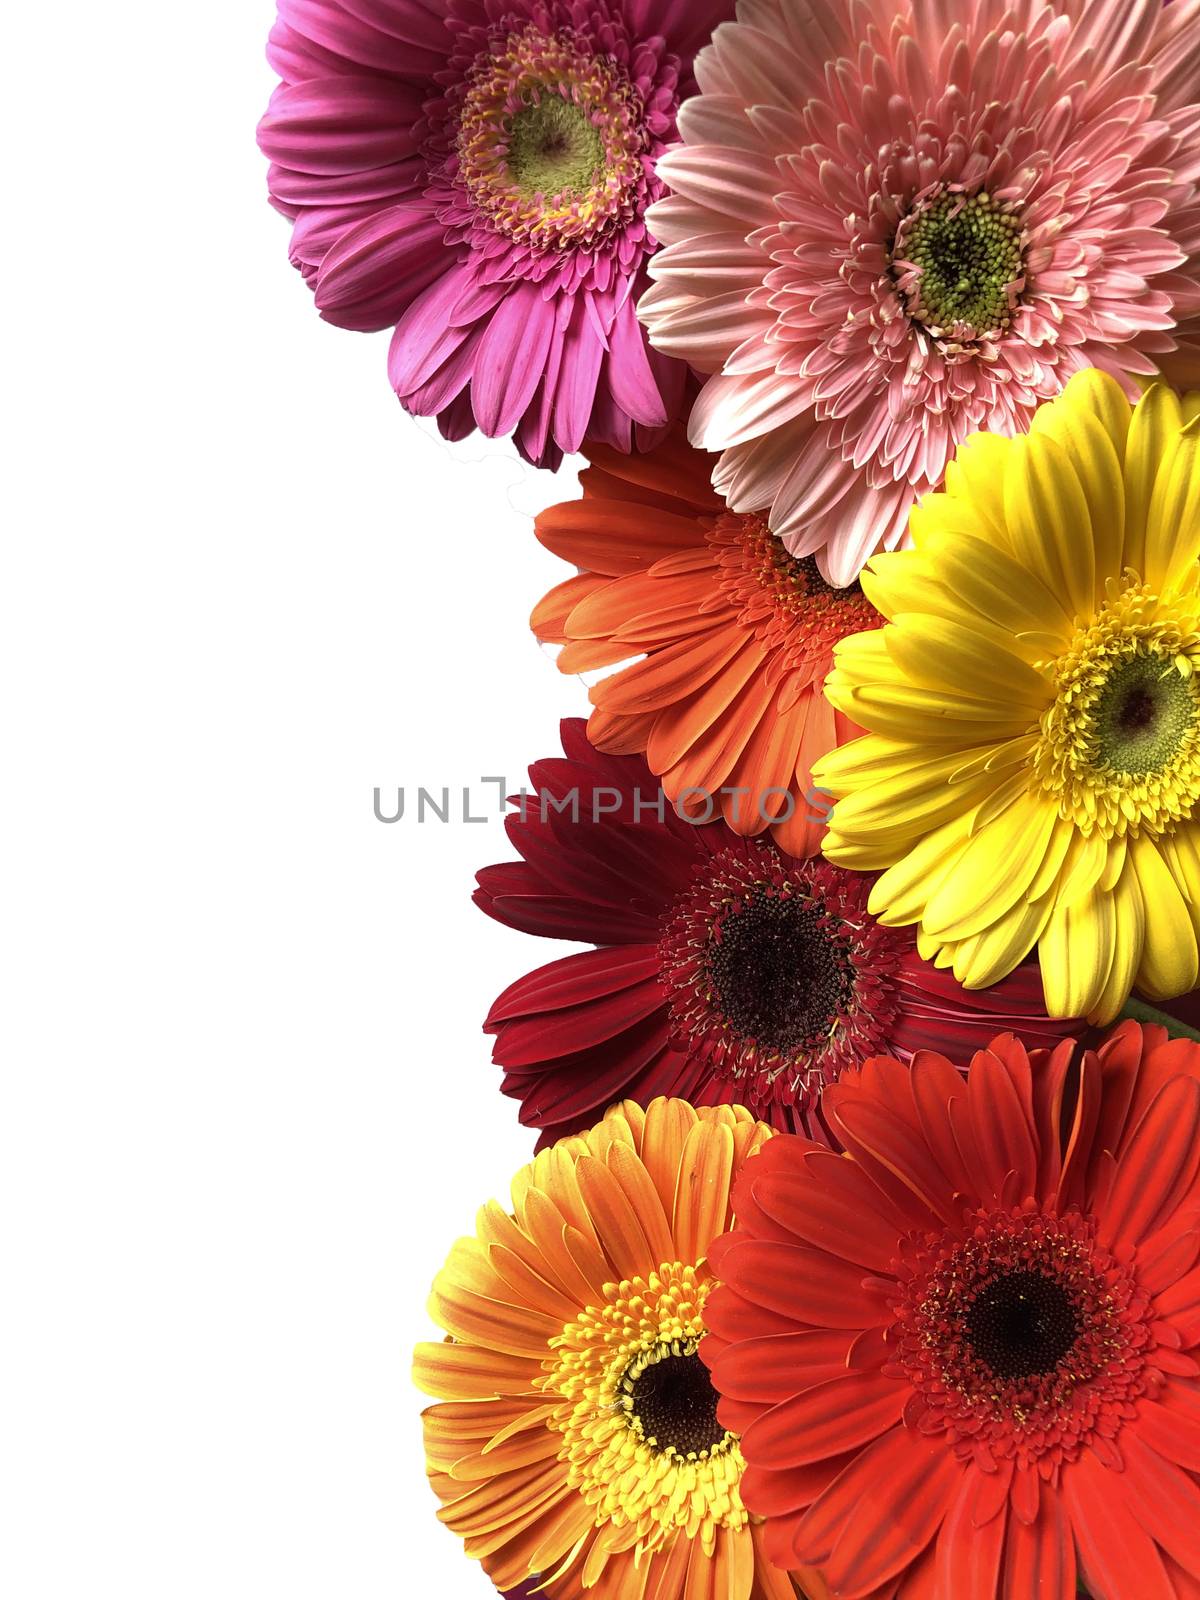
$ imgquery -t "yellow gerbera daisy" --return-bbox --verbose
[413,1098,816,1600]
[814,371,1200,1023]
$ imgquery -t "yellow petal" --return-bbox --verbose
[1144,426,1200,592]
[1030,399,1125,604]
[1057,369,1133,463]
[884,613,1049,707]
[950,893,1055,988]
[1003,431,1094,623]
[921,792,1059,940]
[868,810,975,925]
[1129,831,1198,1000]
[942,431,1013,538]
[1090,859,1145,1023]
[1125,383,1184,574]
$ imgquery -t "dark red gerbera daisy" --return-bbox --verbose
[704,1021,1200,1600]
[473,720,1077,1147]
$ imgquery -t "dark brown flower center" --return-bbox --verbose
[962,1268,1081,1380]
[622,1347,726,1457]
[705,889,851,1055]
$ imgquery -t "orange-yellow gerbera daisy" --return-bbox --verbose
[413,1098,816,1599]
[532,427,878,856]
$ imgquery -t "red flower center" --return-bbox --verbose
[893,1206,1158,1469]
[658,846,905,1116]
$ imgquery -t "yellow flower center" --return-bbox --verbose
[538,1261,745,1555]
[1032,579,1200,836]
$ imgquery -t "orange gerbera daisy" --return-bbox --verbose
[532,427,879,856]
[414,1098,820,1600]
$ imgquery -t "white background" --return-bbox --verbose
[4,4,587,1594]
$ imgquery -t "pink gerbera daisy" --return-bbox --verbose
[638,0,1200,583]
[257,0,730,467]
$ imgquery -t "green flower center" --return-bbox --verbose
[506,96,604,198]
[1092,649,1197,775]
[896,191,1024,336]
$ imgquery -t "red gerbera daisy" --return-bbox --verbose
[704,1021,1200,1600]
[474,720,1076,1147]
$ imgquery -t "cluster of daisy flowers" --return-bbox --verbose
[258,2,1200,1597]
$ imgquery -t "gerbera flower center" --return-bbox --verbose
[893,189,1025,340]
[895,1206,1156,1469]
[658,847,905,1115]
[706,890,850,1053]
[507,97,603,198]
[710,515,879,679]
[1033,584,1200,835]
[961,1268,1080,1380]
[621,1341,728,1456]
[540,1262,745,1554]
[457,26,645,251]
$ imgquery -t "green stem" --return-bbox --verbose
[1117,997,1200,1044]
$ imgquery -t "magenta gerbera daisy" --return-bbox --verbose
[638,0,1200,583]
[257,0,730,467]
[473,720,1077,1146]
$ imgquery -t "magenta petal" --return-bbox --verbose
[266,157,417,210]
[552,301,607,454]
[387,264,478,396]
[606,293,670,428]
[315,200,445,331]
[258,77,422,176]
[471,285,558,438]
[403,321,486,416]
[275,0,446,79]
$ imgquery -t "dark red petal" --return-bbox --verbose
[485,946,662,1025]
[489,976,666,1066]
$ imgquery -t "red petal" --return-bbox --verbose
[968,1046,1039,1200]
[936,1468,1007,1596]
[705,1329,860,1404]
[1062,1449,1176,1600]
[748,1151,903,1272]
[717,1239,892,1328]
[1098,1077,1200,1253]
[1137,1389,1200,1471]
[1001,1486,1076,1600]
[1121,1431,1200,1578]
[815,1429,963,1598]
[741,1371,907,1468]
